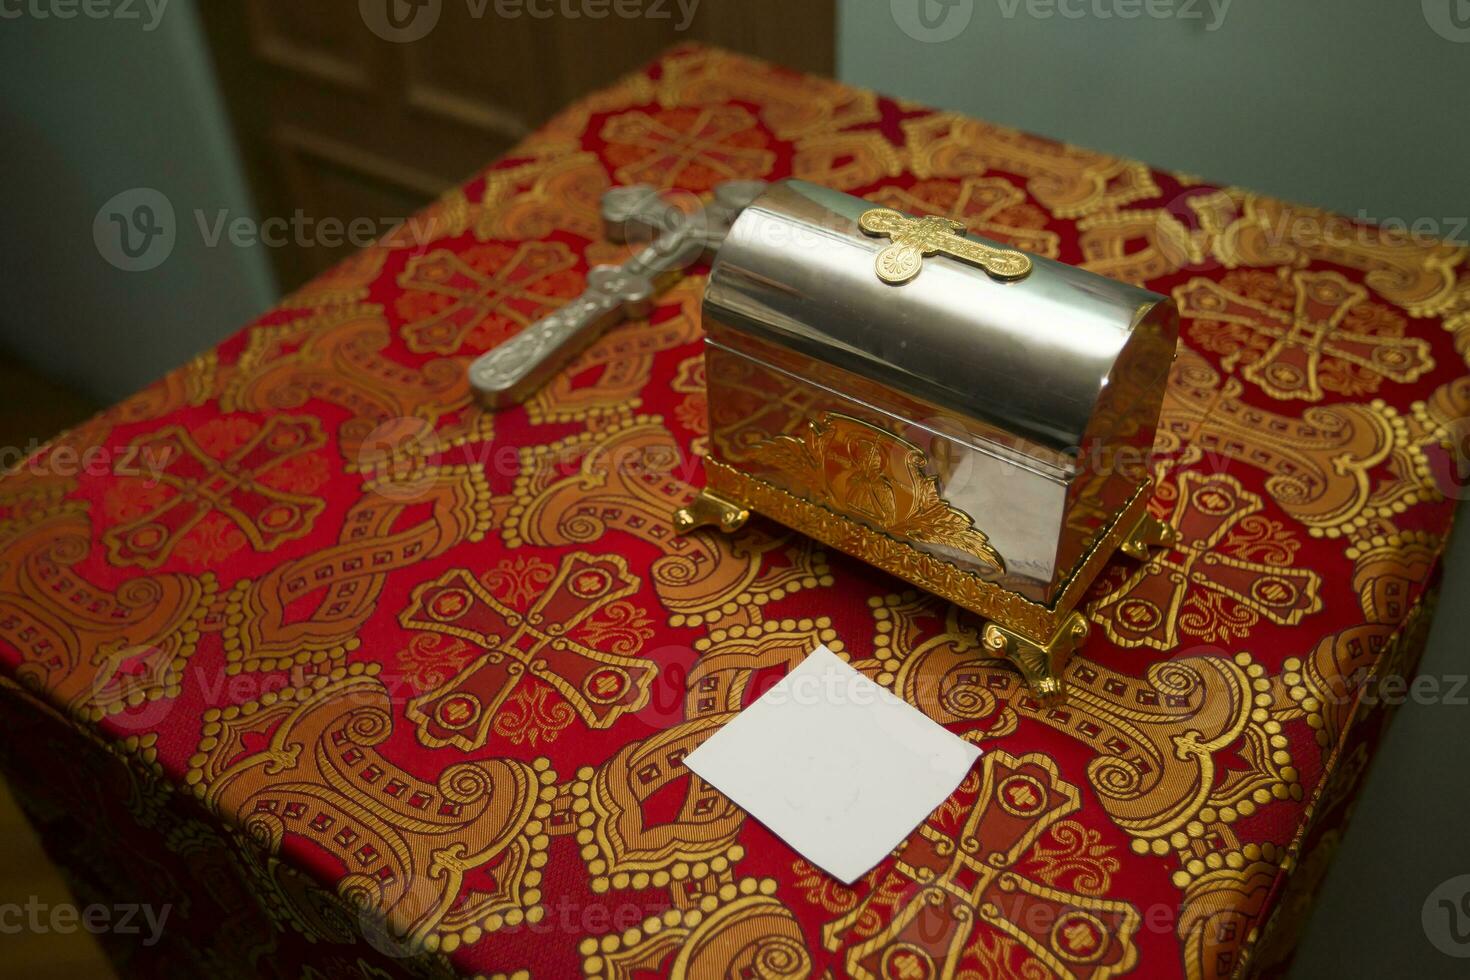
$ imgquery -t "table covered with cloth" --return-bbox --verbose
[3,44,1469,980]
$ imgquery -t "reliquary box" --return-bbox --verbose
[675,179,1180,700]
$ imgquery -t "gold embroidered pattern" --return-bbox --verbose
[1175,268,1434,402]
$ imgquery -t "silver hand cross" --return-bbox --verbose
[468,180,767,409]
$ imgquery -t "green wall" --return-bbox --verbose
[0,0,275,403]
[839,0,1469,232]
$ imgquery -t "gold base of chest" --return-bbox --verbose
[674,457,1175,703]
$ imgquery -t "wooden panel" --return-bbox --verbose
[539,11,696,107]
[245,0,376,91]
[399,10,550,139]
[691,1,836,74]
[200,0,836,291]
[271,127,452,280]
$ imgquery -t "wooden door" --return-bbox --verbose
[198,0,836,291]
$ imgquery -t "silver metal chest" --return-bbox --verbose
[675,179,1179,699]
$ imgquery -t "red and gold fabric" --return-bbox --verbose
[2,45,1468,979]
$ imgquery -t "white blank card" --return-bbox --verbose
[683,644,981,883]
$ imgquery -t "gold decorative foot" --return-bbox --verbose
[981,612,1090,704]
[1119,512,1177,561]
[673,489,749,534]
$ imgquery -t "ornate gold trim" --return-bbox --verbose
[748,411,1004,572]
[1120,511,1177,560]
[672,489,748,534]
[700,456,1157,645]
[982,613,1089,704]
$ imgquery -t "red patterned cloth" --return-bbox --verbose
[2,45,1468,979]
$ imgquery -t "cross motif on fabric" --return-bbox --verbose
[859,207,1033,284]
[1090,472,1323,651]
[396,241,578,354]
[821,750,1140,980]
[400,552,655,751]
[1173,269,1434,401]
[103,417,326,569]
[599,105,775,190]
[1151,349,1399,538]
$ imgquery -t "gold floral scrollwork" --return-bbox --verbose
[748,412,1005,572]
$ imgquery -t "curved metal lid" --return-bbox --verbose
[702,179,1176,461]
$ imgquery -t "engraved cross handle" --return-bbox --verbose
[469,180,768,408]
[858,208,1033,285]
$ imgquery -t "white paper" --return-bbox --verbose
[683,644,981,883]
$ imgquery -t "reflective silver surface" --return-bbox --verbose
[702,179,1178,604]
[704,180,1174,459]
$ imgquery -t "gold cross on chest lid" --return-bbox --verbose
[858,208,1033,285]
